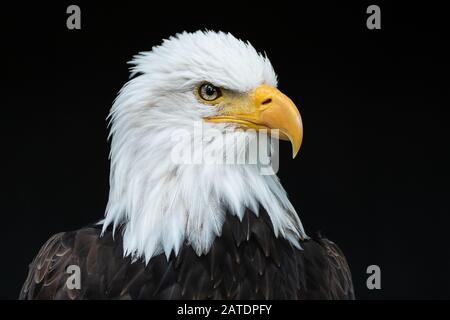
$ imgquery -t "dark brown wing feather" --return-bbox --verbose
[20,209,354,300]
[320,238,355,299]
[19,227,127,300]
[20,232,73,299]
[298,236,354,299]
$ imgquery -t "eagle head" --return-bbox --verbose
[103,31,307,263]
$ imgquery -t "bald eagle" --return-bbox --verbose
[20,31,354,300]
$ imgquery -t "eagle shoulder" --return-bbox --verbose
[318,237,355,299]
[19,226,123,300]
[20,231,74,299]
[299,235,355,299]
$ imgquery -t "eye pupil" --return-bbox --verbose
[205,85,215,96]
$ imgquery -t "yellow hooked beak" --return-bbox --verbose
[204,85,303,158]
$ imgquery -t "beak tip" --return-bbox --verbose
[287,136,301,159]
[290,137,301,159]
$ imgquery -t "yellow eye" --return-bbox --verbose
[198,83,222,101]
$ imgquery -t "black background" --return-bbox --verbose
[2,1,449,299]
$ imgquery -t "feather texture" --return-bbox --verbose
[20,209,354,300]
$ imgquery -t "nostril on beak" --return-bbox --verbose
[261,98,272,105]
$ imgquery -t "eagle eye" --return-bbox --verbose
[198,83,222,101]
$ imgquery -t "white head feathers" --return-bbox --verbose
[102,31,307,263]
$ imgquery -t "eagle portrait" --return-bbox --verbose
[20,31,354,300]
